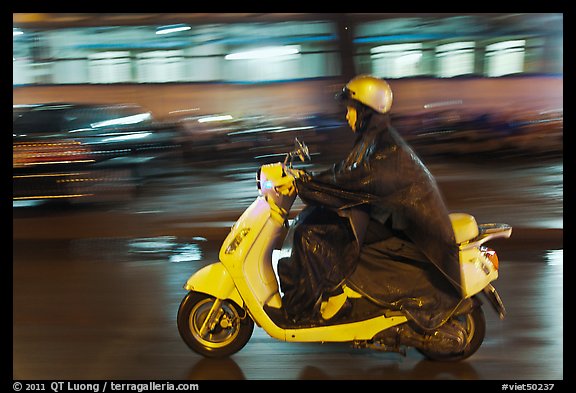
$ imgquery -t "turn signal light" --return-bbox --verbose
[481,247,499,270]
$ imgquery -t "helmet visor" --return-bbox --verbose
[335,87,353,104]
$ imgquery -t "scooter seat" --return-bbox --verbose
[449,213,479,244]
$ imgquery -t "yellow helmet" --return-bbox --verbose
[341,75,393,114]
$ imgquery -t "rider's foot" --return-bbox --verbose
[327,298,353,322]
[320,292,348,320]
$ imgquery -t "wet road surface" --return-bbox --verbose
[13,155,563,241]
[13,237,562,380]
[13,155,563,381]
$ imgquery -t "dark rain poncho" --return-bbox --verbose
[278,114,465,329]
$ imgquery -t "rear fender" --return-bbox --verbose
[184,263,244,307]
[481,284,506,320]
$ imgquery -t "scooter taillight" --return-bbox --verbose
[481,247,499,270]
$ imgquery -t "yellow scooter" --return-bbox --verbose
[177,139,512,361]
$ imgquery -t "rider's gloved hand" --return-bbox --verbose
[293,168,312,182]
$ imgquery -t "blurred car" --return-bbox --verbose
[13,102,182,205]
[174,111,349,164]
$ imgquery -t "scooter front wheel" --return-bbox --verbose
[177,291,254,358]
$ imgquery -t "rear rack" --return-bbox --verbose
[460,223,512,250]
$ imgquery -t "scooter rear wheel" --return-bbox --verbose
[416,306,486,362]
[177,291,254,358]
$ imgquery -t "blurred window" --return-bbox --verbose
[89,51,133,83]
[370,43,424,78]
[12,21,339,84]
[136,50,185,83]
[436,42,475,78]
[485,40,526,77]
[224,45,303,82]
[13,29,36,85]
[12,15,561,85]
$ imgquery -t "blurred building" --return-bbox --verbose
[13,13,563,116]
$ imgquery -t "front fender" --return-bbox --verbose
[184,263,244,307]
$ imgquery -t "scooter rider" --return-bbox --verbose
[278,75,468,330]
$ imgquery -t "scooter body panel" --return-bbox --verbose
[194,172,411,343]
[220,197,284,308]
[183,263,244,308]
[284,315,408,342]
[178,148,511,359]
[184,267,409,342]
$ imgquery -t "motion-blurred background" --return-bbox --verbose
[13,13,563,205]
[12,13,564,381]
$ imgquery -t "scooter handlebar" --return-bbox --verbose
[285,167,310,181]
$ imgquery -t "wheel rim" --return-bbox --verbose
[455,313,475,347]
[464,313,476,346]
[188,298,241,349]
[443,312,480,358]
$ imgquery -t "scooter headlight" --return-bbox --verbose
[257,168,275,194]
[262,180,274,190]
